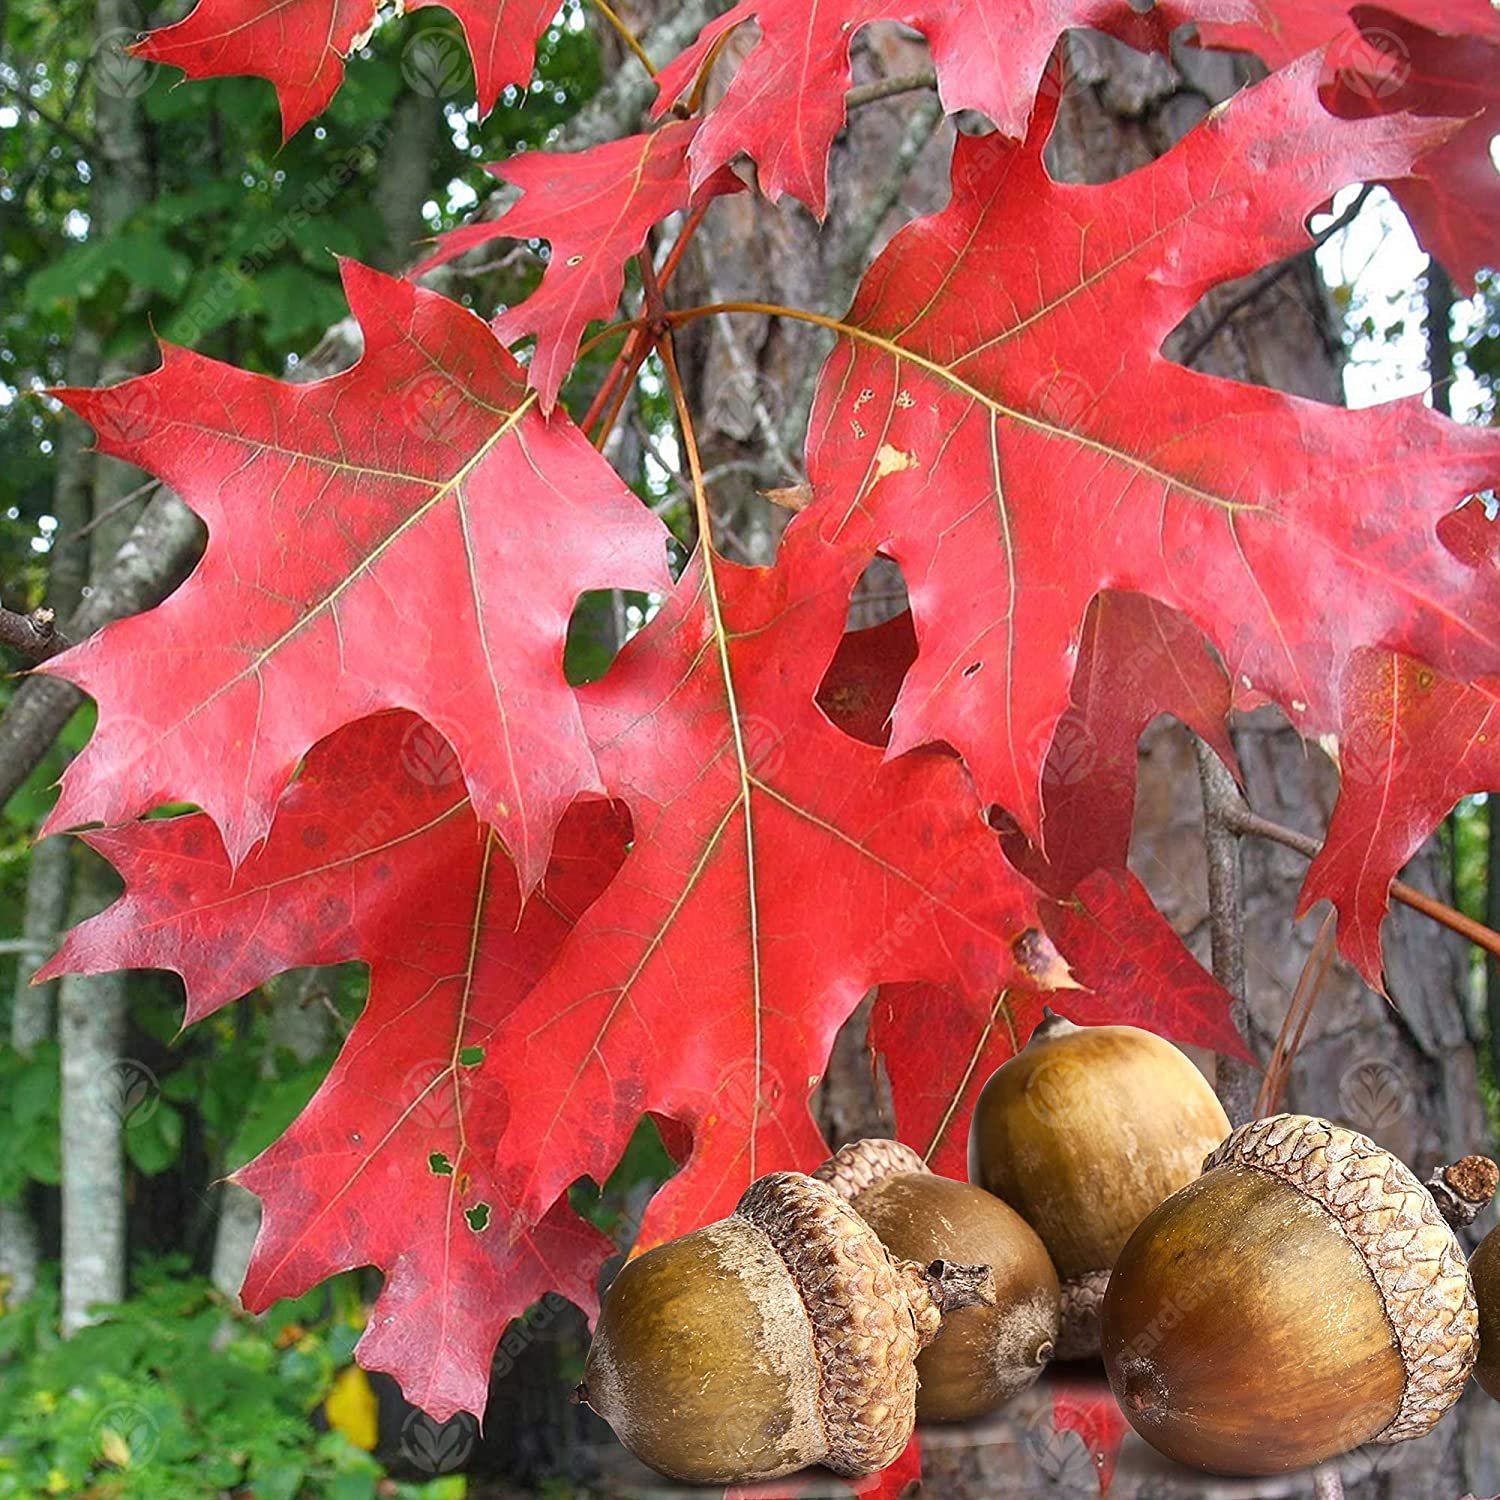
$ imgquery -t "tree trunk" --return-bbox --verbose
[57,861,129,1332]
[0,318,100,1308]
[210,969,331,1306]
[928,32,1500,1500]
[55,0,156,1337]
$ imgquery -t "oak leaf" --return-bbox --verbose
[496,520,1060,1250]
[800,57,1500,851]
[413,121,743,412]
[47,260,670,893]
[1300,649,1500,986]
[136,0,558,139]
[39,711,629,1421]
[652,1,1196,215]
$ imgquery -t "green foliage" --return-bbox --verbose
[0,1265,464,1499]
[0,1042,61,1201]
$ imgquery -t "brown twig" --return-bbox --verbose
[1313,1469,1345,1500]
[1255,909,1337,1118]
[584,200,713,448]
[1220,806,1500,966]
[1179,186,1375,369]
[589,0,657,77]
[1196,739,1259,1124]
[0,604,70,663]
[66,477,158,541]
[846,69,939,111]
[1426,1155,1500,1228]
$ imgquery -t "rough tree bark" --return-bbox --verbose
[592,22,1500,1500]
[56,0,154,1337]
[210,970,332,1307]
[0,324,99,1308]
[924,33,1500,1500]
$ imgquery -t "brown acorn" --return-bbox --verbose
[815,1138,1061,1421]
[576,1170,994,1484]
[1458,1171,1500,1403]
[968,1012,1230,1356]
[1101,1114,1490,1476]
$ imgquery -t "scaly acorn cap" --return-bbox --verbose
[814,1137,930,1200]
[735,1171,993,1474]
[1202,1114,1478,1443]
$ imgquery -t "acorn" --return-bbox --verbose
[576,1170,995,1484]
[1101,1114,1492,1475]
[1447,1162,1500,1403]
[815,1138,1061,1421]
[968,1012,1230,1357]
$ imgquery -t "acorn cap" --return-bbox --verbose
[1055,1268,1110,1361]
[734,1171,992,1474]
[814,1137,930,1200]
[1202,1113,1477,1443]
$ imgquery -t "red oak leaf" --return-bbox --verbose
[821,603,1246,1135]
[1050,1372,1131,1495]
[820,594,1239,895]
[38,711,629,1421]
[414,122,743,412]
[1003,592,1239,898]
[652,2,1204,215]
[872,867,1245,1182]
[726,1435,921,1499]
[1300,649,1500,987]
[135,0,557,140]
[816,607,917,747]
[1043,868,1249,1061]
[497,519,1060,1249]
[801,56,1500,852]
[1320,8,1500,291]
[45,259,669,893]
[1193,0,1500,66]
[1187,2,1500,288]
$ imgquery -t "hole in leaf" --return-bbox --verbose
[464,1202,491,1233]
[566,588,667,685]
[567,1116,680,1255]
[429,1151,454,1176]
[962,660,982,678]
[817,558,914,748]
[458,1045,485,1068]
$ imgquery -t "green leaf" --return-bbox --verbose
[124,1101,184,1176]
